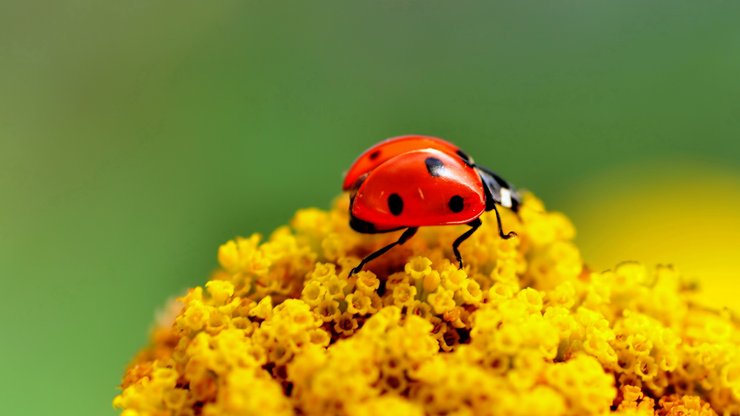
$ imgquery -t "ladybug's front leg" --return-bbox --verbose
[491,203,517,240]
[452,208,517,269]
[452,218,482,269]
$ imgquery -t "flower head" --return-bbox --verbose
[115,193,740,415]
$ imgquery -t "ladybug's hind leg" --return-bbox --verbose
[350,227,418,275]
[452,218,482,269]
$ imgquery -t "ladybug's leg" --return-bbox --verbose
[492,203,517,240]
[452,218,481,269]
[350,227,418,275]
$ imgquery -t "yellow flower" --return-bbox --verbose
[249,296,273,320]
[422,270,441,293]
[391,283,417,307]
[405,256,432,280]
[426,288,456,315]
[460,279,483,305]
[301,280,325,306]
[546,354,616,415]
[115,193,740,416]
[355,270,380,294]
[325,275,348,300]
[204,368,292,416]
[346,291,374,315]
[315,298,340,322]
[178,299,209,332]
[205,280,234,305]
[310,262,336,282]
[441,265,467,291]
[488,281,516,306]
[516,288,543,314]
[334,312,359,336]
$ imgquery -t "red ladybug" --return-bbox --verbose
[344,135,521,275]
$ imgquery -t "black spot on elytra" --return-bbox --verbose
[387,193,403,216]
[369,150,381,160]
[425,157,445,177]
[449,195,464,213]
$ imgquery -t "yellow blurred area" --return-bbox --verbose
[566,161,740,313]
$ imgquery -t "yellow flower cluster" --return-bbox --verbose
[114,194,740,415]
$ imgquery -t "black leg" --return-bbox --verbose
[492,203,517,240]
[452,218,482,269]
[350,227,418,275]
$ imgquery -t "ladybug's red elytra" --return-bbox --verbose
[344,135,521,275]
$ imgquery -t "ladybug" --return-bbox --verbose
[343,135,521,275]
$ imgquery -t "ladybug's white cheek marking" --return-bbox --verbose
[500,188,513,208]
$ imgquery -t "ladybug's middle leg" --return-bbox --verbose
[350,227,418,275]
[452,218,482,269]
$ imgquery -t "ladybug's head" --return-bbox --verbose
[476,165,522,213]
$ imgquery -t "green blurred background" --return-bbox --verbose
[1,1,739,414]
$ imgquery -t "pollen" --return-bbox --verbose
[114,193,740,415]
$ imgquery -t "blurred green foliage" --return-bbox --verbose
[1,1,739,414]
